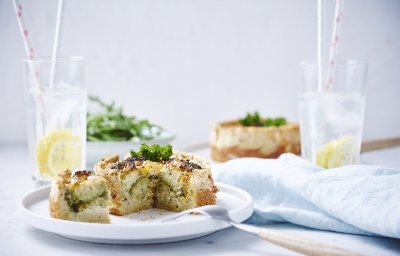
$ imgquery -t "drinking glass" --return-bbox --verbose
[24,56,87,187]
[298,60,367,168]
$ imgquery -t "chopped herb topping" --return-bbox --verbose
[178,159,202,172]
[130,144,173,162]
[110,156,145,170]
[239,111,287,127]
[73,170,92,178]
[70,170,92,184]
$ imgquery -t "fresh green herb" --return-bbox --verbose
[87,96,164,142]
[239,111,287,127]
[264,117,287,127]
[239,111,263,126]
[130,144,173,162]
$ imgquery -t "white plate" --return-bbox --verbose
[19,182,253,244]
[86,132,174,167]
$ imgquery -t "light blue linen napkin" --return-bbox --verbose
[213,153,400,238]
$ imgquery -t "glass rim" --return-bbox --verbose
[25,56,85,64]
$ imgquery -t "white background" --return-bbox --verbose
[0,0,399,145]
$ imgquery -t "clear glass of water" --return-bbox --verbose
[298,60,367,168]
[24,56,86,187]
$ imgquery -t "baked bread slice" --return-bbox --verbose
[155,152,218,212]
[211,120,301,162]
[49,169,111,223]
[94,155,163,216]
[93,151,218,215]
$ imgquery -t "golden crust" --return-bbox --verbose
[196,175,218,207]
[210,120,301,162]
[211,144,301,162]
[93,154,120,175]
[49,169,73,220]
[196,188,217,206]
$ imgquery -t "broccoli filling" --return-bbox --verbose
[157,178,187,200]
[129,176,151,199]
[65,186,108,213]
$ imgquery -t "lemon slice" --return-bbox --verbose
[36,129,82,177]
[316,136,355,169]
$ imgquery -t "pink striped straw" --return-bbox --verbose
[317,0,325,91]
[12,0,33,60]
[11,0,40,88]
[325,0,345,91]
[12,0,45,121]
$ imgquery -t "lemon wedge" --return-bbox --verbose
[316,136,355,169]
[36,129,82,177]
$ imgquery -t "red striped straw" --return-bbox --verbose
[325,0,345,91]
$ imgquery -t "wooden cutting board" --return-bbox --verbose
[183,137,400,154]
[361,137,400,153]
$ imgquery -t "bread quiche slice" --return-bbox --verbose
[94,155,163,216]
[93,149,219,215]
[49,169,111,223]
[211,120,301,162]
[155,152,218,212]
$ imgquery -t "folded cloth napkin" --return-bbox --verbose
[213,153,400,238]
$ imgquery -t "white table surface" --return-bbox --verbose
[1,144,400,256]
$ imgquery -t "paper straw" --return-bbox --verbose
[317,0,324,91]
[11,0,46,130]
[49,0,64,89]
[325,0,345,90]
[11,0,40,89]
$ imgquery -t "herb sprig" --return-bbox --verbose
[87,96,164,142]
[239,111,287,127]
[130,144,173,162]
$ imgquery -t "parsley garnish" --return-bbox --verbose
[239,111,287,127]
[130,144,173,162]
